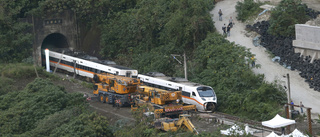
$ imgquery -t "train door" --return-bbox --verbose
[189,91,200,110]
[73,60,79,75]
[181,87,192,104]
[126,71,132,78]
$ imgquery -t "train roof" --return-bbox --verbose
[49,48,134,70]
[142,72,205,87]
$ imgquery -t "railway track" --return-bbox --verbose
[54,70,281,135]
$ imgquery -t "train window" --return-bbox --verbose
[179,87,182,91]
[192,92,196,97]
[182,91,190,97]
[116,71,119,75]
[168,84,172,86]
[108,69,111,71]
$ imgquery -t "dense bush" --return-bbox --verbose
[1,63,39,78]
[0,0,34,63]
[235,0,263,22]
[0,78,112,136]
[268,0,309,37]
[0,77,15,95]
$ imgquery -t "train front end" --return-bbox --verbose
[197,86,217,112]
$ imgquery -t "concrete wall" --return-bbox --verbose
[293,24,320,63]
[33,10,79,66]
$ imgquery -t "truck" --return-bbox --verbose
[132,85,196,118]
[93,73,140,107]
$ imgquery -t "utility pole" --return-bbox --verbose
[183,52,187,80]
[287,73,291,109]
[171,51,187,80]
[283,73,291,112]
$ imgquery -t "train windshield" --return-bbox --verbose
[197,87,215,97]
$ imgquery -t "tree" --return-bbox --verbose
[268,0,308,37]
[0,0,34,63]
[235,0,263,22]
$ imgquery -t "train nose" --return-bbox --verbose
[205,102,216,111]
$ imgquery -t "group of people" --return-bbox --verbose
[219,9,234,37]
[290,101,305,113]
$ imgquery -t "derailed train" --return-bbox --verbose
[44,49,217,112]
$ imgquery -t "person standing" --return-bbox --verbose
[222,24,226,36]
[300,101,304,113]
[251,56,255,67]
[227,24,231,37]
[229,17,233,28]
[218,9,223,21]
[290,101,294,110]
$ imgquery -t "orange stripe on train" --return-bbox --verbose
[182,95,203,106]
[50,60,95,74]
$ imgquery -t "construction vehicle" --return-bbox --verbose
[132,85,196,118]
[93,73,140,107]
[93,73,198,134]
[154,114,199,134]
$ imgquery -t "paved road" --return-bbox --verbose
[211,0,320,118]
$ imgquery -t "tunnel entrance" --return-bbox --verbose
[41,33,69,49]
[41,33,69,66]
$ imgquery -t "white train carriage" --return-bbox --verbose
[46,50,138,78]
[138,72,217,112]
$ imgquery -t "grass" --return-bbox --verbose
[265,50,275,58]
[0,77,16,95]
[81,81,94,89]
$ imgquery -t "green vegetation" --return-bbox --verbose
[0,78,112,136]
[235,0,263,22]
[268,0,309,37]
[0,0,35,63]
[100,0,214,76]
[0,0,288,135]
[0,76,15,95]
